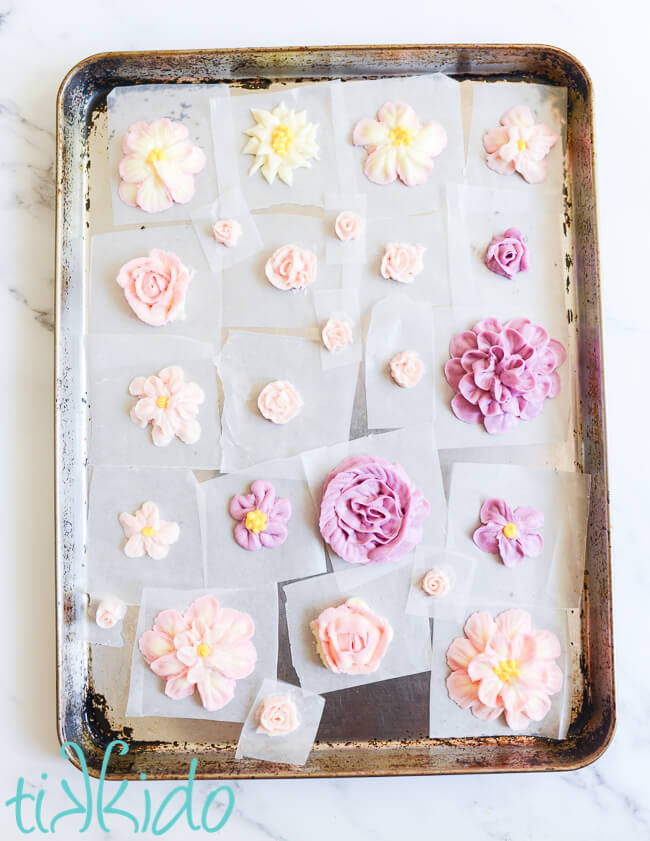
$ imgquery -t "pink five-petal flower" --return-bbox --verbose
[482,105,559,185]
[228,480,292,551]
[473,498,544,567]
[128,365,205,447]
[118,501,180,560]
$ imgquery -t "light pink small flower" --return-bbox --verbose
[381,243,425,284]
[129,365,205,447]
[257,380,303,424]
[311,597,393,675]
[390,350,424,388]
[473,498,544,567]
[334,211,363,242]
[95,596,127,629]
[483,105,559,184]
[421,568,449,597]
[322,316,354,352]
[256,695,300,736]
[116,249,191,327]
[118,118,206,213]
[119,501,180,560]
[213,218,242,248]
[265,244,317,291]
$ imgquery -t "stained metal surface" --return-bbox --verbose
[55,44,613,778]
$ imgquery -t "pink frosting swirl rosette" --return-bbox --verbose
[444,317,566,435]
[484,228,529,278]
[256,695,300,736]
[380,243,425,283]
[116,249,191,327]
[421,568,449,597]
[213,218,242,247]
[390,350,424,388]
[319,455,430,565]
[322,317,353,352]
[334,211,363,242]
[95,597,127,629]
[257,380,303,424]
[229,480,292,551]
[310,598,393,675]
[265,244,317,290]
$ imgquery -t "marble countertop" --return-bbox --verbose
[1,0,648,838]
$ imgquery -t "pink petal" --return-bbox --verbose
[484,412,518,434]
[476,672,503,708]
[412,121,447,157]
[515,154,547,184]
[532,629,561,661]
[446,669,479,709]
[259,519,288,547]
[449,330,478,358]
[118,154,150,183]
[119,511,140,538]
[150,652,186,678]
[495,609,532,639]
[486,152,515,175]
[483,632,511,662]
[446,637,479,671]
[153,159,196,204]
[364,146,398,185]
[467,653,500,682]
[513,506,544,531]
[156,520,180,545]
[472,701,504,721]
[504,708,531,731]
[118,181,139,207]
[352,118,389,148]
[124,535,145,558]
[544,661,564,695]
[145,537,171,561]
[463,611,497,652]
[136,175,173,214]
[523,690,552,722]
[479,498,511,525]
[196,672,236,712]
[451,393,483,424]
[376,101,420,132]
[176,645,199,668]
[483,126,509,154]
[497,533,526,567]
[164,673,196,700]
[210,607,255,644]
[139,630,173,663]
[458,373,485,405]
[234,521,262,551]
[444,358,465,391]
[516,531,544,559]
[473,523,500,554]
[205,639,257,680]
[500,105,535,128]
[184,596,219,627]
[154,608,189,638]
[395,146,433,186]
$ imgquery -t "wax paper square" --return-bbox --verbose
[190,188,264,272]
[324,193,367,265]
[313,287,362,371]
[406,547,477,622]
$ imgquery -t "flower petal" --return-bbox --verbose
[153,608,189,638]
[164,673,196,700]
[205,639,257,680]
[136,175,173,214]
[495,609,532,639]
[139,630,173,663]
[446,637,479,671]
[479,498,511,525]
[150,652,186,678]
[184,596,219,627]
[352,118,389,148]
[363,146,398,185]
[463,611,497,651]
[196,672,236,712]
[446,669,479,709]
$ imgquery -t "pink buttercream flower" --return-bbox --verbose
[444,317,566,435]
[257,380,303,424]
[352,101,447,186]
[265,244,317,291]
[390,350,424,388]
[421,568,449,597]
[311,597,393,675]
[95,596,127,629]
[473,498,543,567]
[483,105,559,184]
[381,243,425,284]
[256,695,300,736]
[229,480,292,551]
[319,455,430,565]
[334,211,363,242]
[116,249,191,327]
[129,365,205,447]
[139,595,257,711]
[446,608,563,731]
[484,228,529,278]
[119,501,180,560]
[213,218,242,247]
[322,316,354,352]
[118,118,206,213]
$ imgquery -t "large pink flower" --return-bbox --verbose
[117,249,190,327]
[483,105,559,184]
[444,317,566,434]
[473,498,544,567]
[229,480,292,551]
[139,595,257,712]
[118,118,206,213]
[129,365,205,447]
[446,609,563,731]
[311,597,393,675]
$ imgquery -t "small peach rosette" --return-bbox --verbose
[322,316,354,352]
[381,243,425,284]
[256,695,300,736]
[265,244,317,291]
[389,350,424,388]
[257,380,303,425]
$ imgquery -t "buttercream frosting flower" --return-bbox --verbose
[446,609,563,731]
[213,218,242,248]
[118,118,206,213]
[311,597,393,675]
[421,568,449,597]
[444,317,566,435]
[243,102,319,185]
[129,365,205,446]
[256,695,300,736]
[257,380,303,425]
[229,480,292,551]
[116,249,191,327]
[95,596,127,629]
[390,350,424,388]
[322,316,353,352]
[319,455,430,565]
[484,228,529,278]
[265,244,317,291]
[352,101,447,186]
[483,105,559,184]
[139,595,257,711]
[119,501,180,560]
[381,243,425,284]
[335,211,363,242]
[473,498,543,567]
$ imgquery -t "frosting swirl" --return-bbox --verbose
[257,380,303,424]
[265,244,318,291]
[310,597,393,675]
[380,243,425,284]
[484,228,529,278]
[95,596,127,629]
[389,350,424,388]
[421,568,449,597]
[334,211,363,242]
[116,249,191,327]
[256,695,300,736]
[213,218,242,247]
[322,317,354,352]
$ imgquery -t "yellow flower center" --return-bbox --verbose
[270,124,294,157]
[147,147,167,164]
[156,396,169,409]
[197,643,211,658]
[388,125,415,147]
[493,659,520,682]
[245,509,268,534]
[141,526,155,537]
[503,522,518,539]
[517,138,528,152]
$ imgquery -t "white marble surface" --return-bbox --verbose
[1,0,649,838]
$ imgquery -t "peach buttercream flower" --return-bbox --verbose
[265,244,317,291]
[390,350,424,388]
[95,596,127,629]
[118,118,206,213]
[483,105,559,184]
[381,243,425,284]
[334,211,363,242]
[322,316,354,352]
[256,695,300,736]
[119,501,180,559]
[311,598,393,675]
[421,568,449,597]
[116,248,191,327]
[213,218,242,248]
[129,365,205,447]
[257,380,303,424]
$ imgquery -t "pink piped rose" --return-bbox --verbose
[334,211,363,242]
[322,317,354,352]
[311,598,393,675]
[256,695,300,736]
[484,228,529,278]
[116,249,191,327]
[95,596,127,629]
[483,105,559,184]
[421,568,449,597]
[257,380,303,424]
[265,244,317,290]
[213,218,242,247]
[380,242,425,284]
[389,350,424,388]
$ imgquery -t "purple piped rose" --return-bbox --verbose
[229,480,292,551]
[444,317,566,435]
[473,498,544,567]
[484,228,529,278]
[319,455,430,565]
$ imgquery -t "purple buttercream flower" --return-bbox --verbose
[229,480,291,551]
[473,498,544,567]
[319,455,430,565]
[484,228,529,278]
[444,317,566,434]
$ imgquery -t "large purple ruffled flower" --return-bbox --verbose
[473,498,544,567]
[229,480,291,551]
[444,317,566,435]
[319,455,430,565]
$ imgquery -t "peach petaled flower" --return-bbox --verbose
[265,244,317,291]
[446,609,563,731]
[473,498,543,568]
[213,218,242,248]
[119,501,180,560]
[484,228,529,279]
[381,243,425,284]
[335,211,363,242]
[390,350,424,389]
[311,597,394,675]
[139,595,257,711]
[256,695,300,736]
[483,105,559,185]
[352,101,447,186]
[129,365,205,447]
[229,480,292,552]
[118,119,206,213]
[322,316,354,352]
[421,568,449,598]
[243,102,319,186]
[116,249,191,327]
[257,380,303,425]
[95,596,127,629]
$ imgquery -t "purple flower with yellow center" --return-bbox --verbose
[229,480,292,551]
[472,498,543,567]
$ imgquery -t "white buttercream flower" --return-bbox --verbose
[243,102,319,185]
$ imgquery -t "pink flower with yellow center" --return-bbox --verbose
[473,498,544,567]
[118,501,180,560]
[483,105,559,184]
[129,365,205,447]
